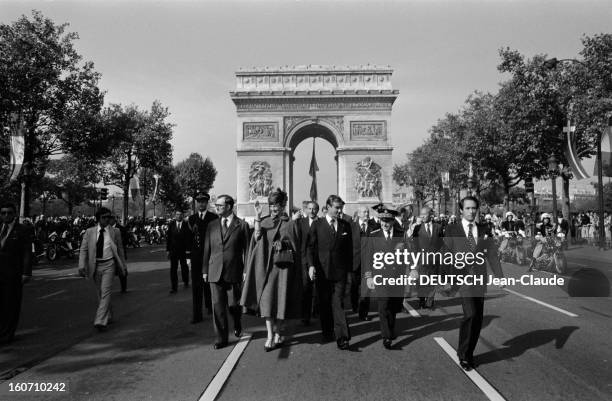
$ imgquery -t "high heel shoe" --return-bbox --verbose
[264,338,275,352]
[273,333,285,347]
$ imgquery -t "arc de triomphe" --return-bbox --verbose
[231,65,399,217]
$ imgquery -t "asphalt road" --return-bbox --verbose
[0,245,610,401]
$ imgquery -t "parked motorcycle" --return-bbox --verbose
[46,230,76,262]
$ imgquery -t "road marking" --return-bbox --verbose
[37,290,66,300]
[434,337,506,401]
[403,301,421,317]
[502,288,578,317]
[199,333,252,401]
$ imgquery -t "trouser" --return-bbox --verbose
[170,252,189,290]
[316,277,350,340]
[378,297,402,340]
[301,279,314,321]
[0,278,23,343]
[457,296,485,360]
[210,280,242,343]
[350,268,370,318]
[119,272,127,292]
[191,252,212,319]
[93,259,115,326]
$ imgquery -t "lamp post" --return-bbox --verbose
[548,155,559,220]
[152,173,160,217]
[441,171,450,214]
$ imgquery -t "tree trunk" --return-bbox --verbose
[122,178,130,224]
[561,174,570,220]
[142,168,147,221]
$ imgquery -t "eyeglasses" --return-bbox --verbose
[214,204,226,208]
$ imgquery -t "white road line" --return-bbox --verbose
[434,337,506,401]
[38,290,66,300]
[403,301,421,317]
[502,288,579,317]
[199,333,252,401]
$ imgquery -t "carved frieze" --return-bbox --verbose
[354,157,382,199]
[248,161,273,200]
[350,121,387,140]
[236,100,393,112]
[243,122,279,141]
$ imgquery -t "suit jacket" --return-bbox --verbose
[412,222,444,253]
[298,216,317,268]
[443,222,503,296]
[307,217,353,281]
[188,211,218,256]
[78,225,126,280]
[351,218,380,271]
[364,227,405,279]
[202,214,250,283]
[0,222,32,282]
[166,220,192,254]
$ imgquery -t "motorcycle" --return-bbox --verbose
[46,230,76,262]
[499,230,527,265]
[529,233,567,274]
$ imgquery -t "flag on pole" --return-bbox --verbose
[563,121,590,180]
[309,138,319,202]
[6,114,25,182]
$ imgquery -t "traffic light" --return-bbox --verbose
[100,187,109,200]
[525,177,534,193]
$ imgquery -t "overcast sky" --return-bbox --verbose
[2,0,611,200]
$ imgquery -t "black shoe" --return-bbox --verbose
[359,315,371,321]
[459,359,472,371]
[234,325,242,338]
[169,289,177,294]
[383,339,393,349]
[468,357,477,368]
[336,337,349,350]
[214,341,228,350]
[190,317,203,324]
[94,324,107,332]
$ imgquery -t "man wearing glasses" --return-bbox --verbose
[78,207,127,331]
[203,195,249,349]
[0,203,32,345]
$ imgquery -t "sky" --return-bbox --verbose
[1,0,611,201]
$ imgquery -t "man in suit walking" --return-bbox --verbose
[0,203,32,345]
[350,205,379,320]
[307,195,353,350]
[365,208,416,349]
[188,191,217,323]
[412,206,444,310]
[443,196,504,371]
[78,207,127,331]
[203,195,250,349]
[167,210,191,293]
[298,201,319,326]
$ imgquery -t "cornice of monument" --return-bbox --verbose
[236,64,393,75]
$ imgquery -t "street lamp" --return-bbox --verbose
[548,154,559,221]
[152,173,161,217]
[441,171,450,214]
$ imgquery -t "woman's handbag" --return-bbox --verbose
[273,248,294,268]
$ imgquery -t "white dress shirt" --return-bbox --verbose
[461,218,478,244]
[325,214,337,231]
[221,214,234,228]
[96,224,113,260]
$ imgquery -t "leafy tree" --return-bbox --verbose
[0,10,104,215]
[175,153,217,210]
[46,155,99,215]
[100,102,173,222]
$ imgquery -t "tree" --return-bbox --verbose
[46,155,99,215]
[0,10,104,215]
[175,153,218,210]
[100,102,173,222]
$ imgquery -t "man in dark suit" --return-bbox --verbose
[365,208,415,349]
[298,201,319,325]
[350,205,379,320]
[188,192,217,323]
[203,195,249,349]
[167,210,191,293]
[443,196,504,371]
[307,195,353,350]
[412,206,444,309]
[0,203,32,345]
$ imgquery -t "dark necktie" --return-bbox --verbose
[467,223,477,252]
[330,218,336,234]
[0,224,8,247]
[385,230,391,241]
[361,222,366,234]
[96,228,105,258]
[222,218,228,236]
[426,223,432,237]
